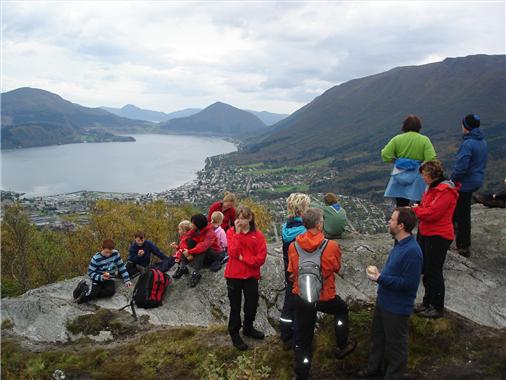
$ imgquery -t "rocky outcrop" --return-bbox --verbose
[2,206,505,342]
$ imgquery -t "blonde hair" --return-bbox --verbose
[211,211,224,224]
[178,220,193,232]
[223,191,236,203]
[286,193,311,217]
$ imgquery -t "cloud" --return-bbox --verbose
[1,1,505,114]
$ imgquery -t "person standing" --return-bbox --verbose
[451,114,488,258]
[288,208,356,380]
[381,115,437,207]
[208,191,237,231]
[225,205,267,350]
[357,208,423,379]
[412,160,459,319]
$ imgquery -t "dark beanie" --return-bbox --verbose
[462,114,480,129]
[191,213,208,230]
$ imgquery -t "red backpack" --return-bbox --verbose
[132,268,171,309]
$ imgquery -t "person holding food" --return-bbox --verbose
[357,208,422,379]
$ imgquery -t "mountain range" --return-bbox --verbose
[226,54,506,199]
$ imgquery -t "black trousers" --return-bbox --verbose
[180,249,222,272]
[365,302,409,380]
[395,197,411,207]
[293,295,349,380]
[453,191,473,249]
[418,235,451,310]
[280,250,295,342]
[79,280,116,303]
[126,257,176,277]
[226,278,259,335]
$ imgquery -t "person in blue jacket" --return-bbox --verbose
[451,114,488,258]
[127,231,174,277]
[357,208,423,379]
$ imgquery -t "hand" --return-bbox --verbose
[238,254,243,261]
[187,254,194,261]
[234,219,242,233]
[411,204,419,208]
[170,242,178,249]
[102,272,111,280]
[138,249,145,256]
[366,266,380,282]
[125,281,133,288]
[182,249,189,257]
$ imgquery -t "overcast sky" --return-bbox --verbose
[2,1,505,114]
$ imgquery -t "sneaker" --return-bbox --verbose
[172,266,189,279]
[457,248,471,258]
[73,280,88,300]
[243,327,265,340]
[414,303,429,314]
[188,272,202,288]
[335,338,357,359]
[230,334,249,351]
[417,305,444,319]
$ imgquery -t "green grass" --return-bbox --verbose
[243,158,332,176]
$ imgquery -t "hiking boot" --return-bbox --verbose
[243,327,265,340]
[73,280,88,300]
[230,334,249,351]
[417,305,443,319]
[414,303,429,314]
[172,266,189,279]
[457,248,471,258]
[188,272,202,288]
[473,193,493,205]
[335,338,357,359]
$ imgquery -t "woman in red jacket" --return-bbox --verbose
[412,160,459,319]
[208,191,237,230]
[225,205,267,350]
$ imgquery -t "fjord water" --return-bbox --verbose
[1,134,236,196]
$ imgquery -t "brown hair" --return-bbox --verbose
[402,115,422,133]
[223,191,236,203]
[324,192,339,206]
[394,207,417,233]
[102,239,115,249]
[134,231,145,239]
[236,204,256,231]
[419,160,444,180]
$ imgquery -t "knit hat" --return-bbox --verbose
[191,213,208,230]
[462,114,480,130]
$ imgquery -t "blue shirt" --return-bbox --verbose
[377,235,423,316]
[88,250,130,283]
[128,240,169,267]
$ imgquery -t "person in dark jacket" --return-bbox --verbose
[451,114,488,258]
[357,208,422,379]
[127,231,174,277]
[225,205,267,350]
[207,191,237,230]
[279,193,310,348]
[473,177,506,208]
[412,160,459,319]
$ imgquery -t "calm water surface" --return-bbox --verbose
[1,134,236,196]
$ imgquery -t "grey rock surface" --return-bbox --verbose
[2,205,505,342]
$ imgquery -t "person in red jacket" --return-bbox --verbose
[412,160,459,319]
[288,208,356,380]
[175,213,222,288]
[208,191,237,230]
[224,205,267,351]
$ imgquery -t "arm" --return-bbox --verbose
[187,228,215,255]
[241,232,267,268]
[423,139,437,162]
[128,244,137,262]
[114,253,131,283]
[381,137,396,163]
[377,255,421,292]
[451,143,472,181]
[88,255,103,282]
[219,229,228,250]
[226,228,241,258]
[413,189,455,222]
[147,241,169,261]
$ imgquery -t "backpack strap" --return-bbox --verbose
[294,239,328,257]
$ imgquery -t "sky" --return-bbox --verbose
[1,1,505,115]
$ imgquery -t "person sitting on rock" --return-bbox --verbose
[288,208,356,380]
[280,192,311,349]
[176,213,223,288]
[126,231,174,277]
[171,220,195,279]
[322,192,348,239]
[211,211,228,263]
[225,205,267,350]
[473,177,506,208]
[73,239,132,304]
[208,191,237,231]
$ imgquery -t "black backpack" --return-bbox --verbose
[132,268,171,309]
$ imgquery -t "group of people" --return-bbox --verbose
[71,112,493,380]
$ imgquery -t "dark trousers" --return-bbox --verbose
[418,235,451,311]
[126,257,176,277]
[395,197,411,207]
[365,302,409,380]
[226,278,259,335]
[293,295,349,380]
[280,251,295,342]
[180,249,222,273]
[79,280,116,303]
[453,191,473,249]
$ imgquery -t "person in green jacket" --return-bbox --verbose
[323,192,347,239]
[381,115,437,207]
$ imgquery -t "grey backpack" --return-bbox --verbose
[295,239,328,304]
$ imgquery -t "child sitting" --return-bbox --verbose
[172,220,195,279]
[73,239,132,304]
[211,211,228,263]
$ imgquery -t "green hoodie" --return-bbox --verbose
[323,205,347,238]
[381,131,436,163]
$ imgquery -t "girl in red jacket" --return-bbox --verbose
[225,205,267,350]
[412,160,459,319]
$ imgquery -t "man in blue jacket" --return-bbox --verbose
[357,208,423,379]
[127,231,174,277]
[451,114,488,258]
